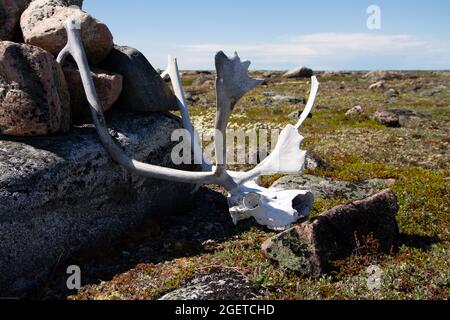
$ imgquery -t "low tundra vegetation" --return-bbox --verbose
[68,71,449,300]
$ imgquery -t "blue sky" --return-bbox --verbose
[84,0,450,70]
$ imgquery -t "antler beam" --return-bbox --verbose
[57,19,223,186]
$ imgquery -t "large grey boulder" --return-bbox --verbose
[0,112,198,293]
[99,45,178,113]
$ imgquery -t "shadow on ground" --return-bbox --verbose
[25,187,262,299]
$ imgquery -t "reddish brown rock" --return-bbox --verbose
[20,0,113,64]
[63,63,123,117]
[0,41,70,136]
[262,189,400,277]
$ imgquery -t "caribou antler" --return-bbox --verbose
[59,18,319,230]
[161,55,212,171]
[214,51,264,176]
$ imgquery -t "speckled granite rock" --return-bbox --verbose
[0,41,70,136]
[21,0,112,64]
[0,112,197,293]
[272,174,393,201]
[159,268,266,300]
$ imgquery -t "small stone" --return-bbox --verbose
[288,110,313,120]
[304,152,333,171]
[363,70,402,82]
[345,105,362,117]
[283,66,313,79]
[374,111,400,128]
[262,71,278,78]
[368,81,385,90]
[420,85,446,97]
[184,92,199,104]
[192,74,213,86]
[385,88,399,98]
[273,95,305,104]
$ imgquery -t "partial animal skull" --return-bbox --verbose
[228,180,314,230]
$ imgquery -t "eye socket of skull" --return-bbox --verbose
[243,193,261,210]
[292,192,314,216]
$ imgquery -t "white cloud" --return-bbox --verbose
[172,33,450,70]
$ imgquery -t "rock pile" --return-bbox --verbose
[1,0,177,136]
[0,0,188,294]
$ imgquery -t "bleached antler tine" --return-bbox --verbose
[58,19,222,186]
[162,55,212,171]
[214,51,264,175]
[295,76,319,129]
[231,77,319,185]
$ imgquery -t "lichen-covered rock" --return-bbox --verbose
[0,41,70,136]
[0,112,198,293]
[363,70,402,82]
[374,110,401,128]
[368,80,385,90]
[0,0,30,40]
[272,174,392,201]
[63,63,122,117]
[99,45,177,113]
[159,269,266,300]
[345,105,363,117]
[385,88,399,98]
[21,0,112,64]
[304,152,333,171]
[262,190,400,276]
